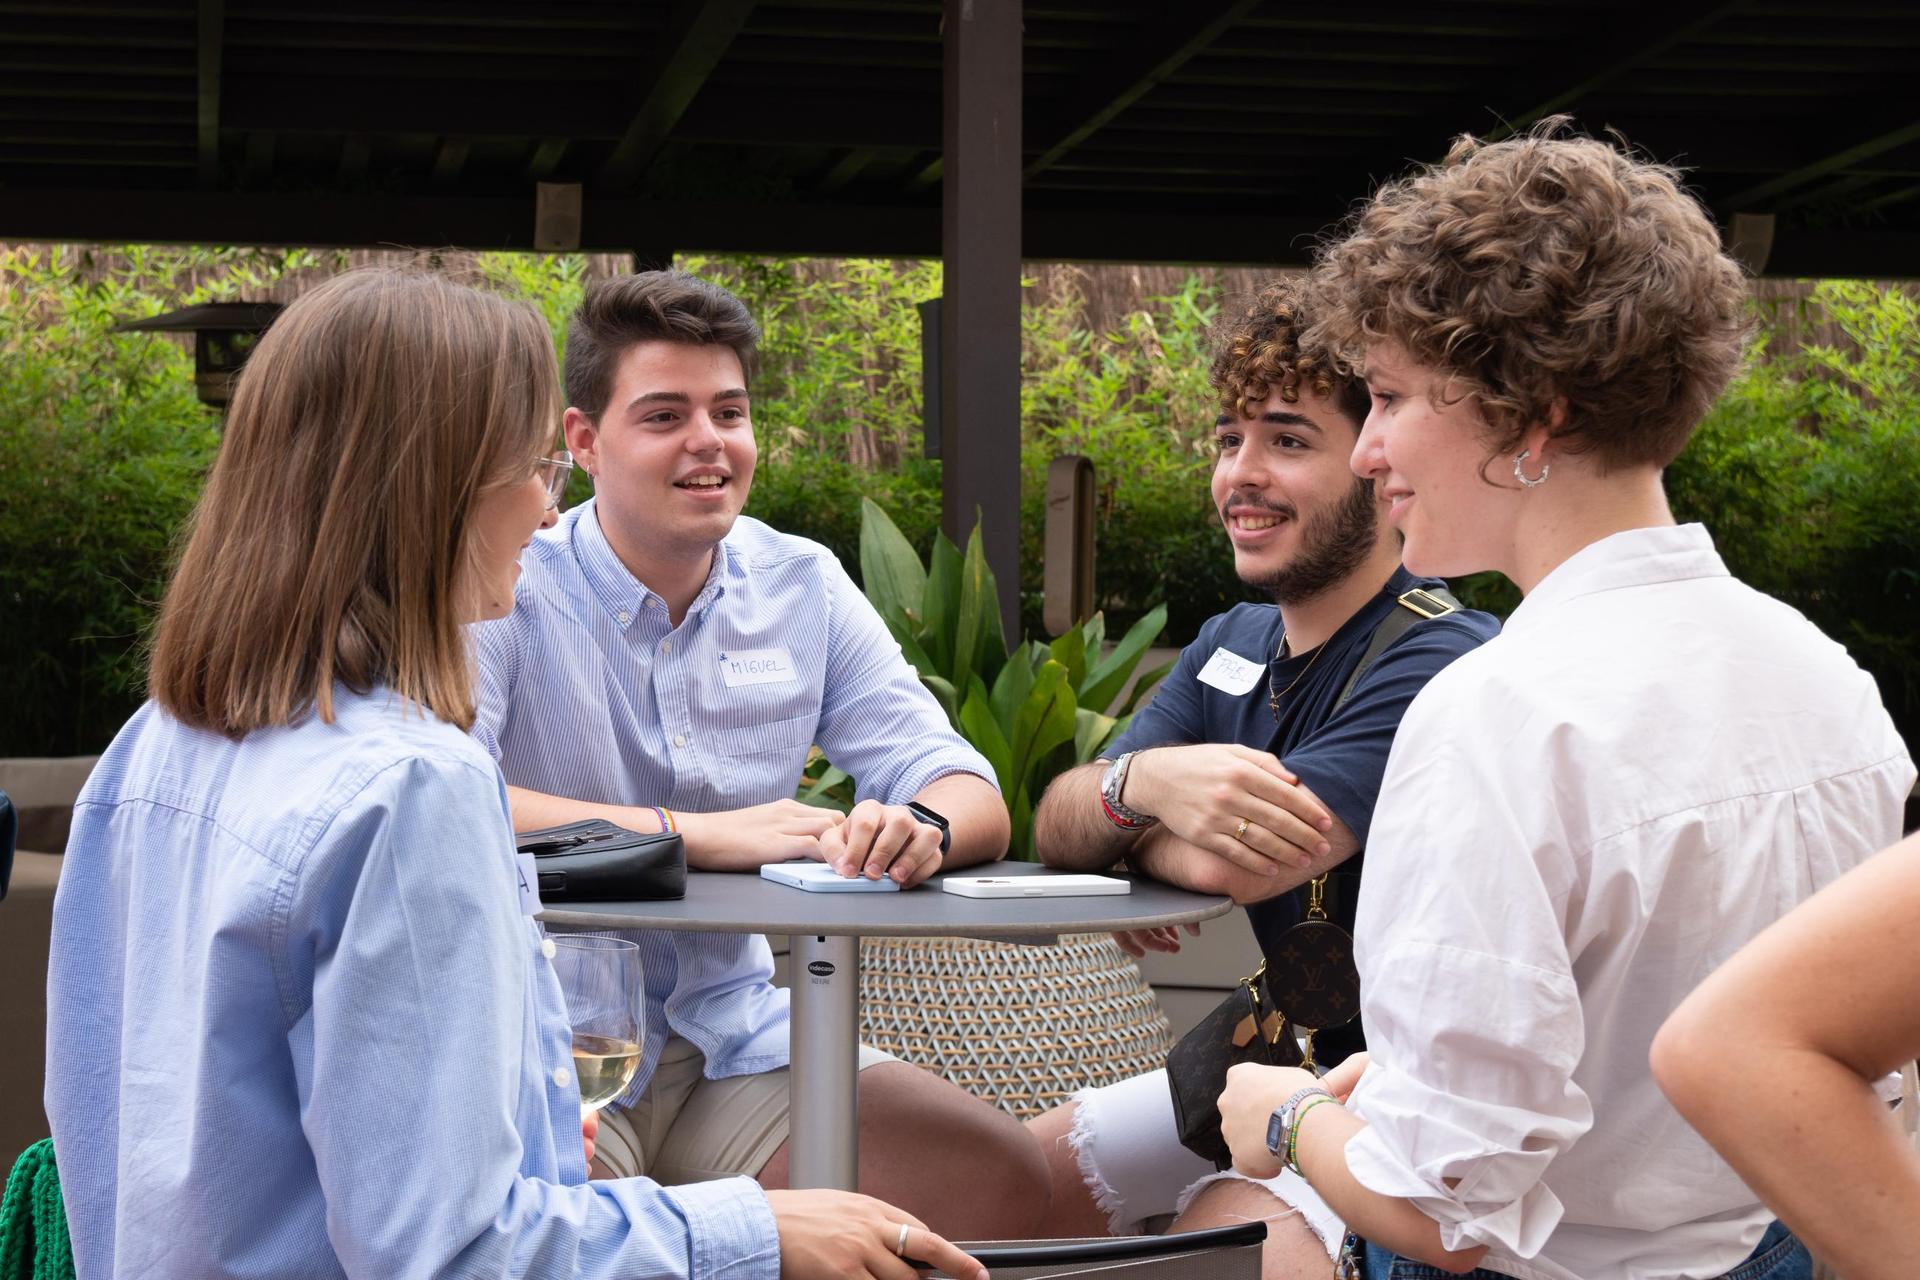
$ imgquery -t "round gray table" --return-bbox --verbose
[541,859,1230,1190]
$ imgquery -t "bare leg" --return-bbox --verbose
[1172,1178,1335,1280]
[1026,1101,1119,1237]
[757,1062,1051,1240]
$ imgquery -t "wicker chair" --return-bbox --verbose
[859,932,1172,1119]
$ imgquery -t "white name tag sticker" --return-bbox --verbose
[718,647,797,687]
[1196,647,1265,696]
[515,853,545,916]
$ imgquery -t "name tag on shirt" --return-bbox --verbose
[515,853,545,916]
[718,647,797,687]
[1197,647,1265,695]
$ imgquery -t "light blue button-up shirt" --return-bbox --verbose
[46,689,780,1280]
[471,501,994,1105]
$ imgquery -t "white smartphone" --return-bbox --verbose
[759,861,902,893]
[941,874,1131,899]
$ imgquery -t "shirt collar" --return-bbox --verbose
[1504,523,1728,634]
[567,499,735,629]
[1268,566,1426,666]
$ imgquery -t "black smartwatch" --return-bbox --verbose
[906,800,952,855]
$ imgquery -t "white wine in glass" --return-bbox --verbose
[572,1032,643,1111]
[548,934,644,1114]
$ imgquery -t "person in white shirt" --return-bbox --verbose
[1653,830,1920,1280]
[1216,123,1915,1280]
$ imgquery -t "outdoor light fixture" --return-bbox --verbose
[114,301,283,410]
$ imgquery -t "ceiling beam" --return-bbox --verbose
[1024,0,1262,180]
[337,134,372,183]
[1719,120,1920,210]
[1856,182,1920,216]
[12,184,1917,274]
[336,134,372,182]
[1772,170,1881,214]
[431,137,471,185]
[906,154,942,192]
[525,137,569,182]
[196,0,223,188]
[1357,0,1751,180]
[1480,0,1753,142]
[816,148,878,193]
[594,0,757,190]
[0,186,1326,264]
[221,77,934,151]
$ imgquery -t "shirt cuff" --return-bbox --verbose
[668,1176,781,1280]
[1343,1123,1563,1260]
[891,754,999,803]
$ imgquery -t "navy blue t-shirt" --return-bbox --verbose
[1106,566,1499,1065]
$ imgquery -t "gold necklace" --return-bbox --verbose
[1267,632,1325,718]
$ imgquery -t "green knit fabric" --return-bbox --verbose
[0,1141,73,1280]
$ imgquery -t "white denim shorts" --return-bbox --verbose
[1068,1067,1345,1259]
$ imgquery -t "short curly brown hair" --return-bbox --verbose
[1306,121,1750,471]
[1210,276,1369,429]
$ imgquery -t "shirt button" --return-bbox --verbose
[660,639,672,653]
[616,610,631,625]
[673,734,687,748]
[540,937,556,960]
[553,1067,571,1088]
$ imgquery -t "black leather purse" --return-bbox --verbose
[1165,959,1304,1168]
[514,819,686,902]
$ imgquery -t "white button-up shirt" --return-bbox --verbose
[1346,524,1914,1280]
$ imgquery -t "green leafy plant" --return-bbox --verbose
[852,498,1171,858]
[0,244,334,757]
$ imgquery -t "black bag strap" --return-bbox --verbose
[1332,585,1460,714]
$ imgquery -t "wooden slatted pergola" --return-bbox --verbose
[4,0,1915,621]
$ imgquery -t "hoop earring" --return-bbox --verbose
[1513,450,1550,488]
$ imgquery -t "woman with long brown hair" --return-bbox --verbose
[44,269,984,1280]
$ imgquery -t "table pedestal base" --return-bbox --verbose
[787,933,859,1189]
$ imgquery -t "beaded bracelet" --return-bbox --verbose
[652,805,677,834]
[1287,1095,1341,1176]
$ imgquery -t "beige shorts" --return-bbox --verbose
[593,1035,896,1183]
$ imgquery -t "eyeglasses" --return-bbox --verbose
[533,451,574,510]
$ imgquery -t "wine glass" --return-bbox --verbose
[548,933,644,1113]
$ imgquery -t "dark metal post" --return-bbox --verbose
[941,0,1022,639]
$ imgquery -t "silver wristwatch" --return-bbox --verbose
[1268,1084,1333,1158]
[1099,751,1156,828]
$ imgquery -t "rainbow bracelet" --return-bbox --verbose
[652,805,677,834]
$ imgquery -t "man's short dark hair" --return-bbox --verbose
[564,270,761,419]
[1210,277,1369,431]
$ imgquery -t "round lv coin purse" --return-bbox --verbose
[1265,875,1360,1069]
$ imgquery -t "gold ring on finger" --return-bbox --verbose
[1234,817,1250,841]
